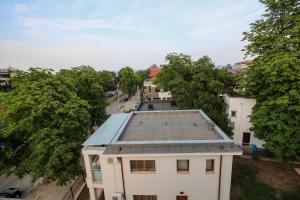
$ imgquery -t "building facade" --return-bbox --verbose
[0,67,15,92]
[224,94,265,148]
[82,110,242,200]
[143,80,171,101]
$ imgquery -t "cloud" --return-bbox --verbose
[17,17,151,37]
[13,4,29,13]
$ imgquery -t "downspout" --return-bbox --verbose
[118,157,126,200]
[218,155,223,200]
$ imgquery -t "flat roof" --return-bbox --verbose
[83,113,130,146]
[83,110,241,155]
[138,100,177,111]
[118,111,221,142]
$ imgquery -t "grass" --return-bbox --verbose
[231,162,300,200]
[231,163,276,200]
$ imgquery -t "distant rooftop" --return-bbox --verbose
[149,67,161,78]
[138,100,177,111]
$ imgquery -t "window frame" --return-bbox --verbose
[177,160,189,172]
[231,110,237,117]
[130,160,156,172]
[133,195,157,200]
[176,195,188,200]
[206,159,214,173]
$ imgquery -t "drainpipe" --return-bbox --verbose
[118,157,126,200]
[218,155,223,200]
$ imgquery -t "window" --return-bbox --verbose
[149,86,151,92]
[148,104,154,111]
[155,88,160,92]
[177,160,189,172]
[130,160,156,171]
[176,196,188,200]
[231,111,236,117]
[133,195,157,200]
[206,159,214,172]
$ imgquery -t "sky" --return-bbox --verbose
[0,0,265,71]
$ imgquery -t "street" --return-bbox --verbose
[106,92,139,114]
[0,174,32,195]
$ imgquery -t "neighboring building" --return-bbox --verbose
[149,67,161,78]
[224,94,265,148]
[143,80,160,100]
[227,60,253,75]
[0,67,15,92]
[233,60,252,70]
[143,80,172,101]
[137,100,177,111]
[82,110,242,200]
[143,67,172,101]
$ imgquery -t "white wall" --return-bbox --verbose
[158,91,172,99]
[224,94,265,148]
[100,154,234,200]
[82,147,105,200]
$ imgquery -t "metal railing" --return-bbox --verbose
[62,175,86,200]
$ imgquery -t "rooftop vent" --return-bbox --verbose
[207,120,215,130]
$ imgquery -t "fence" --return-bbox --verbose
[62,175,86,200]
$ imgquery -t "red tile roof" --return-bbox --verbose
[149,67,161,77]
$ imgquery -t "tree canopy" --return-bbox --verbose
[240,0,300,160]
[0,66,109,185]
[58,66,108,126]
[155,53,235,136]
[118,66,137,97]
[135,69,150,88]
[0,68,91,185]
[98,70,117,92]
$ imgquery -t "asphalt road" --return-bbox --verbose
[0,174,32,195]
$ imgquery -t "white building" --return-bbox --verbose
[224,94,265,148]
[143,80,172,101]
[82,110,242,200]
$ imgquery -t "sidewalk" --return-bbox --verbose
[24,181,71,200]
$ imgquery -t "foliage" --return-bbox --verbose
[135,69,150,88]
[240,0,300,160]
[58,66,108,126]
[0,68,91,185]
[118,66,137,97]
[98,70,117,92]
[155,53,234,136]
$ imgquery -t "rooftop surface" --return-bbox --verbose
[138,100,177,111]
[83,110,241,155]
[118,111,222,142]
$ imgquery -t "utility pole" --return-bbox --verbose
[117,83,120,110]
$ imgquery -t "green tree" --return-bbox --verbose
[135,69,150,88]
[118,66,136,97]
[0,68,91,185]
[241,0,300,160]
[58,66,108,126]
[155,53,234,136]
[98,70,117,92]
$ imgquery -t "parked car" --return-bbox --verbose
[0,188,22,198]
[106,91,117,97]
